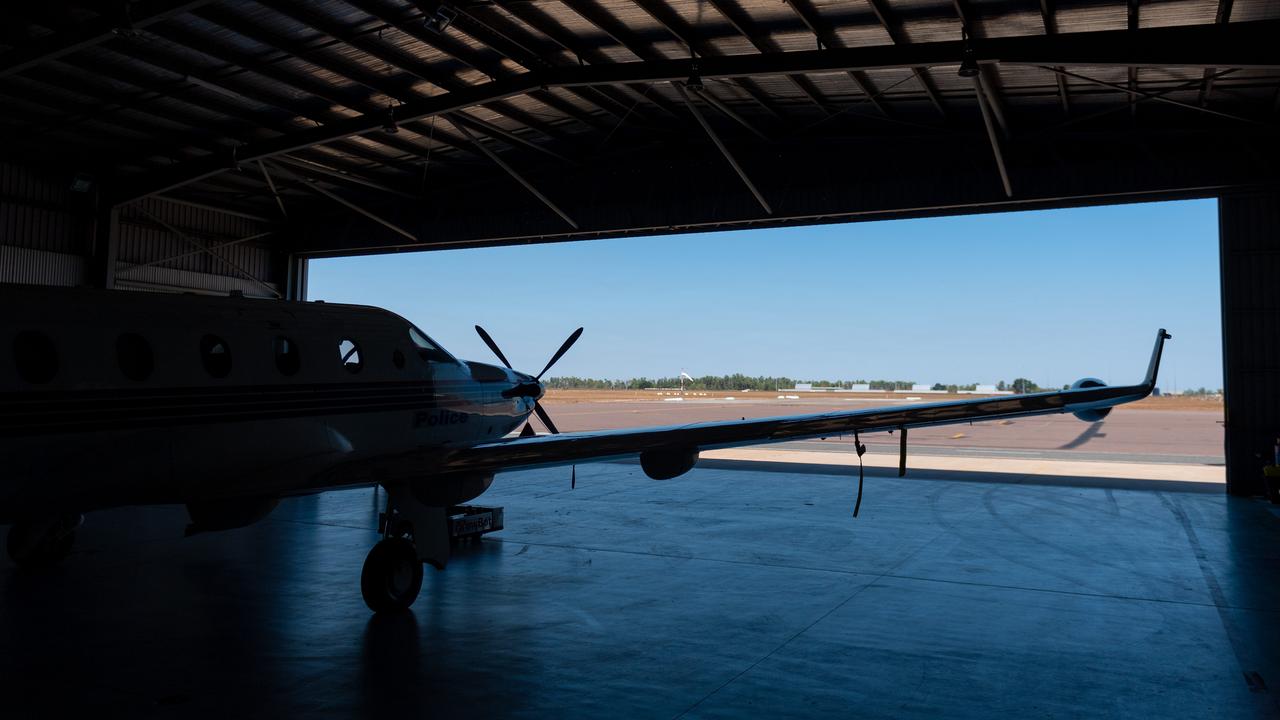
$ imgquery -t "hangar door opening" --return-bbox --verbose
[309,199,1225,493]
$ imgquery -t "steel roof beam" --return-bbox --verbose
[351,0,657,127]
[185,5,486,159]
[1038,0,1070,115]
[1199,0,1235,106]
[863,0,948,118]
[703,0,834,117]
[781,0,893,118]
[116,19,1280,204]
[971,76,1011,197]
[443,116,578,230]
[674,82,771,215]
[954,0,1010,136]
[258,0,584,147]
[487,0,682,123]
[265,160,419,242]
[627,0,783,119]
[421,3,623,131]
[1127,0,1140,117]
[0,0,214,79]
[124,23,478,165]
[558,0,779,121]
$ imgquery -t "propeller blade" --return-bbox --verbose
[474,325,513,369]
[535,327,584,380]
[533,402,560,435]
[519,422,537,438]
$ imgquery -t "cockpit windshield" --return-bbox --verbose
[409,325,456,364]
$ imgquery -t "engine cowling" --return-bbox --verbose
[639,447,699,480]
[1070,377,1112,422]
[411,474,494,507]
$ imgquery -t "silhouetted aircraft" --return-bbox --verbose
[0,286,1170,611]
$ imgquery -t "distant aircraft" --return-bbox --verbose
[0,286,1170,612]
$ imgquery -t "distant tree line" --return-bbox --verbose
[1178,387,1223,396]
[548,375,1047,393]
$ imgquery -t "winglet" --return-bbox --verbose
[1143,329,1172,390]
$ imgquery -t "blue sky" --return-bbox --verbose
[308,198,1222,391]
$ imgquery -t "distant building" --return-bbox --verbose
[850,383,870,391]
[795,383,812,391]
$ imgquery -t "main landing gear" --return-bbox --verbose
[7,514,83,569]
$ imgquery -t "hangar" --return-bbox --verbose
[1,0,1278,716]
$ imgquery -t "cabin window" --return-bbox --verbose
[274,337,300,376]
[13,331,57,384]
[392,348,405,369]
[116,333,154,382]
[200,335,232,378]
[338,339,362,373]
[408,326,453,363]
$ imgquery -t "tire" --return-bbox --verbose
[7,518,77,570]
[361,537,423,613]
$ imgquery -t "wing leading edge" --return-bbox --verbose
[436,329,1172,478]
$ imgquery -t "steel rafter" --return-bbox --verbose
[444,116,578,229]
[703,0,833,117]
[0,0,214,79]
[347,0,665,127]
[862,0,949,118]
[127,21,480,164]
[781,0,891,118]
[258,0,584,148]
[486,0,682,122]
[10,57,425,194]
[626,0,783,119]
[557,0,779,120]
[115,19,1280,204]
[673,82,772,215]
[186,5,496,157]
[1038,0,1071,114]
[1199,0,1235,106]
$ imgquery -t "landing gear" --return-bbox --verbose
[7,514,82,569]
[360,486,450,613]
[361,537,423,613]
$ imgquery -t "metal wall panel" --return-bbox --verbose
[0,246,87,287]
[114,265,279,298]
[1219,191,1280,496]
[114,197,282,297]
[0,161,83,256]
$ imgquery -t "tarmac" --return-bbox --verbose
[3,459,1277,717]
[3,401,1267,718]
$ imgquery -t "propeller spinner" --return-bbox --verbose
[475,325,583,436]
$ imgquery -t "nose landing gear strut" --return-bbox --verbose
[360,485,450,613]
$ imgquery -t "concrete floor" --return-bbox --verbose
[2,461,1278,719]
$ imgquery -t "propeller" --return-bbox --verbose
[475,324,583,437]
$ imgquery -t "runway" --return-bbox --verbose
[1,461,1275,718]
[541,397,1225,485]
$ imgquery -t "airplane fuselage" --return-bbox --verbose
[0,286,539,522]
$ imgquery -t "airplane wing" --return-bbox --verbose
[432,329,1171,480]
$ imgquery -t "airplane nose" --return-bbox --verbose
[500,375,544,400]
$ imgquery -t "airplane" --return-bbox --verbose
[0,285,1171,612]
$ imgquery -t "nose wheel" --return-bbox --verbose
[361,536,423,613]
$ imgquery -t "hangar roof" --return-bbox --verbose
[2,0,1277,255]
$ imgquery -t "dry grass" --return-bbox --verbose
[542,388,1223,411]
